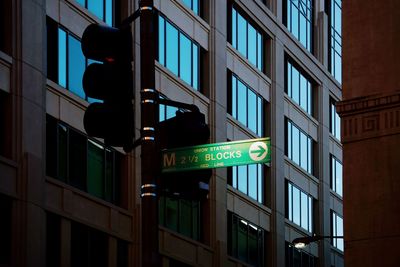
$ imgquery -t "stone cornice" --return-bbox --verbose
[336,91,400,143]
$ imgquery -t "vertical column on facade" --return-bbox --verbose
[269,37,286,267]
[13,0,47,266]
[318,82,334,267]
[316,11,328,67]
[209,0,229,266]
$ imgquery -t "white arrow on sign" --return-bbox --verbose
[249,141,268,161]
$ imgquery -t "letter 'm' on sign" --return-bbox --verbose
[163,153,176,167]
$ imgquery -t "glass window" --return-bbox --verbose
[76,0,113,25]
[332,212,344,251]
[330,99,341,141]
[285,0,313,52]
[285,241,317,267]
[286,119,314,175]
[229,74,264,136]
[182,0,200,15]
[331,155,343,196]
[46,213,61,267]
[286,61,313,115]
[0,194,12,265]
[68,35,86,99]
[228,212,265,266]
[328,0,342,83]
[287,182,313,233]
[158,15,201,91]
[230,164,264,203]
[159,196,201,240]
[45,115,123,205]
[58,29,67,88]
[0,0,12,54]
[230,6,264,71]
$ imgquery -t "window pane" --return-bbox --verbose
[69,130,87,191]
[180,34,192,86]
[46,117,57,178]
[300,133,308,170]
[232,8,237,48]
[237,13,247,57]
[292,126,300,165]
[232,76,237,118]
[88,0,104,21]
[293,186,300,225]
[192,0,199,15]
[192,44,199,90]
[257,96,262,136]
[248,164,257,200]
[166,23,178,75]
[301,192,308,230]
[257,33,262,71]
[232,166,237,188]
[237,80,247,126]
[308,138,312,173]
[58,29,67,88]
[87,140,105,198]
[179,200,192,237]
[248,90,257,133]
[166,197,178,231]
[248,225,258,266]
[104,149,114,202]
[238,220,248,262]
[238,165,247,194]
[336,161,343,196]
[292,67,300,104]
[68,35,86,99]
[288,183,292,221]
[337,215,344,251]
[191,202,200,240]
[58,124,68,182]
[308,197,312,232]
[257,164,263,203]
[248,24,257,66]
[105,0,112,25]
[300,75,308,110]
[158,16,165,65]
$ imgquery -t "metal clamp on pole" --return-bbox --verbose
[141,126,155,142]
[141,184,157,197]
[141,88,158,104]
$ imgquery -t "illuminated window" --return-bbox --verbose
[287,182,313,233]
[286,61,313,116]
[158,15,201,91]
[285,0,313,52]
[228,73,264,137]
[228,212,265,266]
[75,0,113,26]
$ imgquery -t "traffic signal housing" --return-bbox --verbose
[81,24,134,151]
[158,110,212,200]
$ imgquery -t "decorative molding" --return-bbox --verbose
[337,92,400,143]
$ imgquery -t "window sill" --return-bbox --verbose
[284,156,319,182]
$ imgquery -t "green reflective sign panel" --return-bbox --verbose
[161,137,271,173]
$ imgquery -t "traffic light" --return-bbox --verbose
[158,110,212,200]
[81,24,134,151]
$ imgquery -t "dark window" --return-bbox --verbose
[229,4,265,72]
[285,241,317,267]
[75,0,113,25]
[0,90,11,158]
[159,196,201,241]
[229,164,264,203]
[228,72,264,136]
[286,60,313,116]
[117,240,129,267]
[46,115,123,205]
[286,181,313,233]
[326,0,342,83]
[170,258,193,267]
[157,15,201,92]
[330,99,341,141]
[331,211,344,251]
[330,155,342,197]
[0,194,12,265]
[71,222,108,267]
[228,212,264,266]
[46,213,61,267]
[0,0,12,54]
[284,0,313,52]
[285,119,314,175]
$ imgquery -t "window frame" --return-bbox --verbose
[331,211,344,252]
[326,0,342,83]
[75,0,113,25]
[286,181,314,233]
[330,155,343,197]
[330,98,341,141]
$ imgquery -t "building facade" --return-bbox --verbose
[0,0,343,266]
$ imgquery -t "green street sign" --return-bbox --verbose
[161,137,271,173]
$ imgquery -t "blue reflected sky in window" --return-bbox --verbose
[238,165,247,194]
[287,0,312,51]
[287,120,313,175]
[300,133,307,170]
[292,67,299,103]
[58,29,67,88]
[308,197,312,231]
[257,164,262,203]
[292,125,300,165]
[232,166,237,188]
[232,76,237,118]
[247,25,257,66]
[248,90,257,134]
[301,193,308,230]
[288,182,313,232]
[158,16,165,65]
[232,8,237,48]
[336,160,342,196]
[166,23,178,76]
[237,13,247,58]
[293,186,300,226]
[180,34,192,86]
[68,35,86,99]
[248,164,257,200]
[330,0,342,83]
[105,0,112,26]
[257,97,262,136]
[192,44,199,90]
[237,80,247,126]
[88,0,104,21]
[307,138,312,173]
[257,33,262,71]
[286,62,312,115]
[288,183,293,221]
